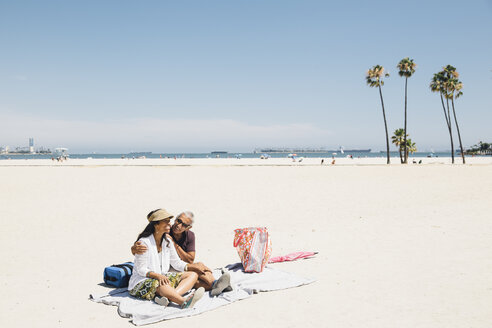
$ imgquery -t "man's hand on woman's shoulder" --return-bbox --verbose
[131,241,148,255]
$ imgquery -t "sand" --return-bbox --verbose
[0,158,491,327]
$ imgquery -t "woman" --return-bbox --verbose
[128,208,205,308]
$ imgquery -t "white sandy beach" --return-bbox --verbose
[1,159,491,327]
[1,155,492,166]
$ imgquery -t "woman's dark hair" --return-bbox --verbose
[136,210,170,246]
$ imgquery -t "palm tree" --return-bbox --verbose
[443,65,465,164]
[430,71,455,164]
[391,128,406,163]
[366,65,391,164]
[479,141,491,152]
[397,58,417,164]
[404,138,417,159]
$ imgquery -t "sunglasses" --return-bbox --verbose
[176,218,191,228]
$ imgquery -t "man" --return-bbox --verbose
[132,211,231,296]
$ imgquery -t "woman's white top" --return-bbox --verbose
[128,234,187,290]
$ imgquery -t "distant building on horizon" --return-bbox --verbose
[29,137,34,153]
[0,138,52,155]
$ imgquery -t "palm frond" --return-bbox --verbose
[397,57,416,77]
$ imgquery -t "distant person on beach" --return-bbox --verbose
[132,211,231,296]
[321,159,324,165]
[128,209,205,307]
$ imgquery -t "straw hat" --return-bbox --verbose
[147,209,174,222]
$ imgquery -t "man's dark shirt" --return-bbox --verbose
[171,230,196,252]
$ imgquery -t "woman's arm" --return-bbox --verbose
[168,237,187,272]
[133,240,151,277]
[146,271,170,286]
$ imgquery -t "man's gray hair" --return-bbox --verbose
[177,211,195,225]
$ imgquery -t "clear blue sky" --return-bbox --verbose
[1,0,491,152]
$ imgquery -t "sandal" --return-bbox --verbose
[181,287,205,309]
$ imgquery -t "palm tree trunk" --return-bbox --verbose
[379,85,390,164]
[451,97,465,164]
[403,77,408,164]
[399,145,403,164]
[440,92,454,164]
[445,96,455,164]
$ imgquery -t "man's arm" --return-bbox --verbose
[174,244,195,263]
[172,231,196,263]
[186,262,212,274]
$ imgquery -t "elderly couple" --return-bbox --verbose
[128,209,232,308]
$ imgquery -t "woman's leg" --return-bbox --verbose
[175,271,198,295]
[156,284,186,305]
[155,272,199,306]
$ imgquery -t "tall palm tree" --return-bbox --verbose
[430,71,455,164]
[397,58,417,164]
[366,65,391,164]
[443,65,466,164]
[391,128,406,163]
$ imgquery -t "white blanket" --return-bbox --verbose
[90,263,315,326]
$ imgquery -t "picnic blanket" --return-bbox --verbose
[90,263,315,325]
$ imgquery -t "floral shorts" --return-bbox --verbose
[129,273,183,300]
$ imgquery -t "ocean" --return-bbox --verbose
[0,151,461,160]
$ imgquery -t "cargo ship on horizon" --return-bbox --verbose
[254,148,371,154]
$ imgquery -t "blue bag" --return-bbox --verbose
[103,262,134,288]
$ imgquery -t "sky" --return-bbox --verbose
[1,0,491,153]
